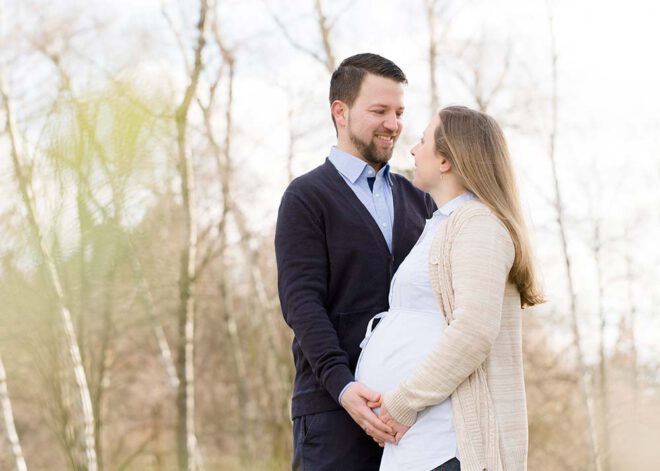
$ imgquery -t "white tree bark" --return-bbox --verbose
[1,73,97,471]
[173,1,208,469]
[0,357,28,471]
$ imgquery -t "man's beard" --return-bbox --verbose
[348,128,396,166]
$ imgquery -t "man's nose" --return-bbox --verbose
[383,112,399,132]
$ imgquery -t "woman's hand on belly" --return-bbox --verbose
[340,382,396,445]
[379,403,411,445]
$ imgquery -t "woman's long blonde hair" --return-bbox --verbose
[435,106,544,308]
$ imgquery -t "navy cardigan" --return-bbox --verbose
[275,159,435,418]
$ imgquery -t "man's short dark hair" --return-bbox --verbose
[329,53,407,130]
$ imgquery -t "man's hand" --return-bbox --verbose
[340,382,395,445]
[379,403,410,444]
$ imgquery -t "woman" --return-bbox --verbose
[355,106,544,471]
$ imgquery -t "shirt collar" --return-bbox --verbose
[329,146,393,186]
[435,191,477,218]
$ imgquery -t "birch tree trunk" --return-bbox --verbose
[174,1,208,469]
[90,259,120,471]
[0,356,28,471]
[1,73,98,471]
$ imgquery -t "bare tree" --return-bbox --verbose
[204,22,255,464]
[267,0,339,73]
[35,49,169,467]
[128,240,181,391]
[173,1,209,469]
[218,27,293,461]
[286,105,297,183]
[44,62,111,471]
[190,16,297,463]
[544,2,601,470]
[49,7,202,464]
[425,0,440,112]
[525,314,592,468]
[586,184,612,470]
[313,0,336,73]
[448,33,513,113]
[427,1,509,115]
[264,82,321,184]
[0,356,28,471]
[622,225,639,403]
[1,72,98,470]
[613,221,641,437]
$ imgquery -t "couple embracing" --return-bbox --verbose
[275,53,544,471]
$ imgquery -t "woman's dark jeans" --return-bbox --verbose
[430,457,460,471]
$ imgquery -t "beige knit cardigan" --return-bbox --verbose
[383,200,528,471]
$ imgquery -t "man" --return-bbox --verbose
[275,53,435,470]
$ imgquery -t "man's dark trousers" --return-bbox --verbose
[292,410,381,471]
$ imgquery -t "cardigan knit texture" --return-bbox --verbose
[383,200,528,471]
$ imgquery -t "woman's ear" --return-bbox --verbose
[331,100,348,128]
[438,155,452,173]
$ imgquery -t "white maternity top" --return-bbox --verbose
[355,192,475,471]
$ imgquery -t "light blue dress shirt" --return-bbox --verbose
[328,146,395,253]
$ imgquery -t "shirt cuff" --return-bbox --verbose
[338,381,356,404]
[326,367,355,404]
[383,389,418,426]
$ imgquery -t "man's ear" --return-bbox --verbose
[331,100,348,128]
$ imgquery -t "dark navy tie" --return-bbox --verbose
[367,177,375,192]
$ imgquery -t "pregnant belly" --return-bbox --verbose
[355,308,445,396]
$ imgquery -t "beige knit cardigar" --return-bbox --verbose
[384,200,528,471]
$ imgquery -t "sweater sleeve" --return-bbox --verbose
[275,189,354,402]
[383,214,514,425]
